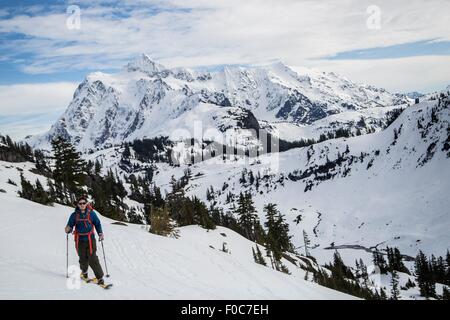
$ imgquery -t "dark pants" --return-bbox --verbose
[77,238,104,279]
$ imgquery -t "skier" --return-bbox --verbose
[65,196,105,286]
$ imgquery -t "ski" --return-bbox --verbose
[80,275,93,283]
[80,275,112,289]
[90,277,113,289]
[98,283,113,290]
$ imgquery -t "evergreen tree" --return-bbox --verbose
[380,287,387,300]
[372,248,388,274]
[235,192,258,241]
[390,271,400,300]
[328,250,354,280]
[303,230,311,257]
[252,247,257,263]
[34,149,51,176]
[432,255,446,284]
[446,250,450,285]
[248,170,255,185]
[192,196,216,230]
[34,179,51,205]
[414,250,436,298]
[263,203,293,270]
[51,137,87,201]
[123,143,131,159]
[255,245,266,266]
[149,205,179,238]
[18,174,52,205]
[386,246,408,274]
[239,169,247,185]
[359,258,369,284]
[405,278,416,289]
[94,159,102,176]
[442,286,450,300]
[19,173,33,200]
[355,259,361,278]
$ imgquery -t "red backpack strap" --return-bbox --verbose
[73,210,95,255]
[87,209,95,255]
[73,212,79,252]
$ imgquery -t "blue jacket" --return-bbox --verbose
[67,208,103,241]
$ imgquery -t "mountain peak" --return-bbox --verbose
[125,54,166,75]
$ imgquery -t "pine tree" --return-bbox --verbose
[34,179,51,205]
[380,287,387,300]
[390,271,400,300]
[255,245,266,266]
[123,143,131,159]
[239,169,247,185]
[19,173,33,200]
[355,259,361,279]
[192,196,215,230]
[446,250,450,285]
[18,174,52,205]
[149,205,179,238]
[433,255,446,284]
[442,286,450,300]
[359,258,369,284]
[51,137,87,200]
[34,149,50,176]
[252,247,257,263]
[302,230,311,257]
[248,170,255,185]
[415,250,436,298]
[372,248,388,274]
[47,178,56,203]
[263,203,293,270]
[386,246,408,274]
[235,192,258,241]
[405,278,416,289]
[94,159,102,176]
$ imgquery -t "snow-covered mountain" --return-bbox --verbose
[27,54,409,151]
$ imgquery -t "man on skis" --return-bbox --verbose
[65,196,106,286]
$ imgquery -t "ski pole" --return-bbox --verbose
[66,233,69,278]
[100,240,110,277]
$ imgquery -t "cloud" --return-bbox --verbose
[0,82,78,139]
[0,112,61,140]
[303,55,450,93]
[1,0,449,73]
[0,82,77,115]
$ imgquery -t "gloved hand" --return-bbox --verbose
[99,233,104,241]
[65,226,72,234]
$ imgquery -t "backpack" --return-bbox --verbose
[73,207,96,255]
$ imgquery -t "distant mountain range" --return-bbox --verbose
[26,54,410,151]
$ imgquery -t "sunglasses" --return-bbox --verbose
[78,202,87,205]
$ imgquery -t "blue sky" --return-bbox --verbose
[328,40,450,60]
[1,0,449,139]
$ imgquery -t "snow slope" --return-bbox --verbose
[0,161,352,299]
[83,92,450,271]
[181,98,450,265]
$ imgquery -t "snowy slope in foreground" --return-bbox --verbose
[0,165,352,299]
